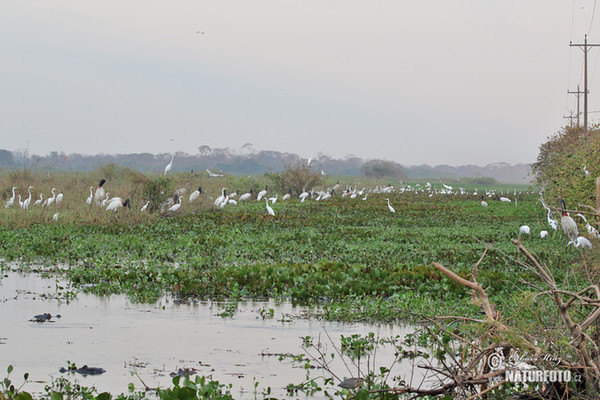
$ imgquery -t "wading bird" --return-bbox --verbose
[576,213,600,238]
[386,198,396,213]
[34,193,43,206]
[106,198,131,213]
[5,186,17,208]
[561,199,579,243]
[569,236,592,249]
[239,189,253,201]
[22,186,33,210]
[282,189,292,201]
[168,195,182,212]
[265,198,274,216]
[519,225,530,236]
[45,188,57,207]
[86,187,93,205]
[214,188,227,207]
[53,212,59,222]
[189,187,203,203]
[480,195,488,207]
[55,191,63,205]
[140,201,150,212]
[540,230,548,238]
[164,155,174,175]
[206,169,223,177]
[257,185,268,201]
[94,179,106,205]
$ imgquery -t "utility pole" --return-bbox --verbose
[563,111,577,127]
[567,84,585,127]
[570,35,600,135]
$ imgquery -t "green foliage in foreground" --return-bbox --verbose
[0,191,580,321]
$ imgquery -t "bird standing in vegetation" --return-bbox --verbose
[94,179,106,206]
[560,199,579,243]
[519,225,530,236]
[540,230,548,238]
[282,189,292,201]
[56,191,63,205]
[106,198,131,212]
[239,189,253,201]
[569,236,592,249]
[265,198,274,216]
[499,196,511,203]
[45,188,57,207]
[5,186,17,208]
[168,195,182,212]
[576,213,600,238]
[34,193,43,206]
[140,201,150,212]
[480,195,488,207]
[386,198,396,213]
[164,155,174,175]
[22,186,33,210]
[257,185,268,201]
[52,212,58,222]
[86,187,93,205]
[189,187,203,203]
[214,188,227,207]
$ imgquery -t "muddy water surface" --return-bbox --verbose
[0,272,422,398]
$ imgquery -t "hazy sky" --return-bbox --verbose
[0,1,596,166]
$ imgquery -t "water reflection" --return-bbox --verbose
[0,271,421,398]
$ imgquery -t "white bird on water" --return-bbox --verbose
[265,198,275,216]
[386,198,396,213]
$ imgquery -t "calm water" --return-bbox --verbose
[0,271,424,398]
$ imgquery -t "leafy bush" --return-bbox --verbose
[267,162,323,196]
[532,125,599,206]
[361,160,406,179]
[133,175,174,213]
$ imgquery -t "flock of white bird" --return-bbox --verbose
[3,166,598,250]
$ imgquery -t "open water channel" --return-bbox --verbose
[0,270,428,398]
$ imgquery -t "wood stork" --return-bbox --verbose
[282,189,292,201]
[214,188,227,207]
[164,155,174,175]
[106,198,131,212]
[239,189,253,201]
[560,199,579,243]
[257,185,268,201]
[189,187,203,202]
[94,179,106,206]
[5,186,17,208]
[265,198,274,216]
[480,195,488,207]
[86,187,93,205]
[386,198,396,213]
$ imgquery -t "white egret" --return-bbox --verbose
[386,198,396,213]
[576,213,600,238]
[299,188,309,202]
[269,194,278,204]
[540,230,548,238]
[499,197,511,203]
[34,193,43,206]
[45,188,57,207]
[257,185,268,201]
[519,225,530,236]
[569,236,592,249]
[100,193,110,208]
[206,169,223,177]
[55,191,63,205]
[265,198,275,216]
[164,155,174,175]
[168,195,182,212]
[86,187,93,205]
[22,186,33,210]
[140,201,150,212]
[5,186,17,208]
[53,212,59,222]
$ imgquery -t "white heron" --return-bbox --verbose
[576,213,600,238]
[257,185,268,201]
[34,193,43,206]
[22,186,33,210]
[206,169,223,177]
[168,195,182,212]
[269,194,278,204]
[140,201,150,212]
[164,155,174,175]
[386,198,396,213]
[499,197,511,203]
[52,212,59,222]
[540,230,548,238]
[45,188,57,207]
[265,198,275,216]
[519,225,530,236]
[100,193,110,208]
[569,236,592,249]
[5,186,17,208]
[86,187,93,205]
[55,191,63,205]
[299,188,309,202]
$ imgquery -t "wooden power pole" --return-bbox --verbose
[570,35,600,135]
[567,85,585,127]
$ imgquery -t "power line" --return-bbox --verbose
[589,0,598,35]
[570,35,600,134]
